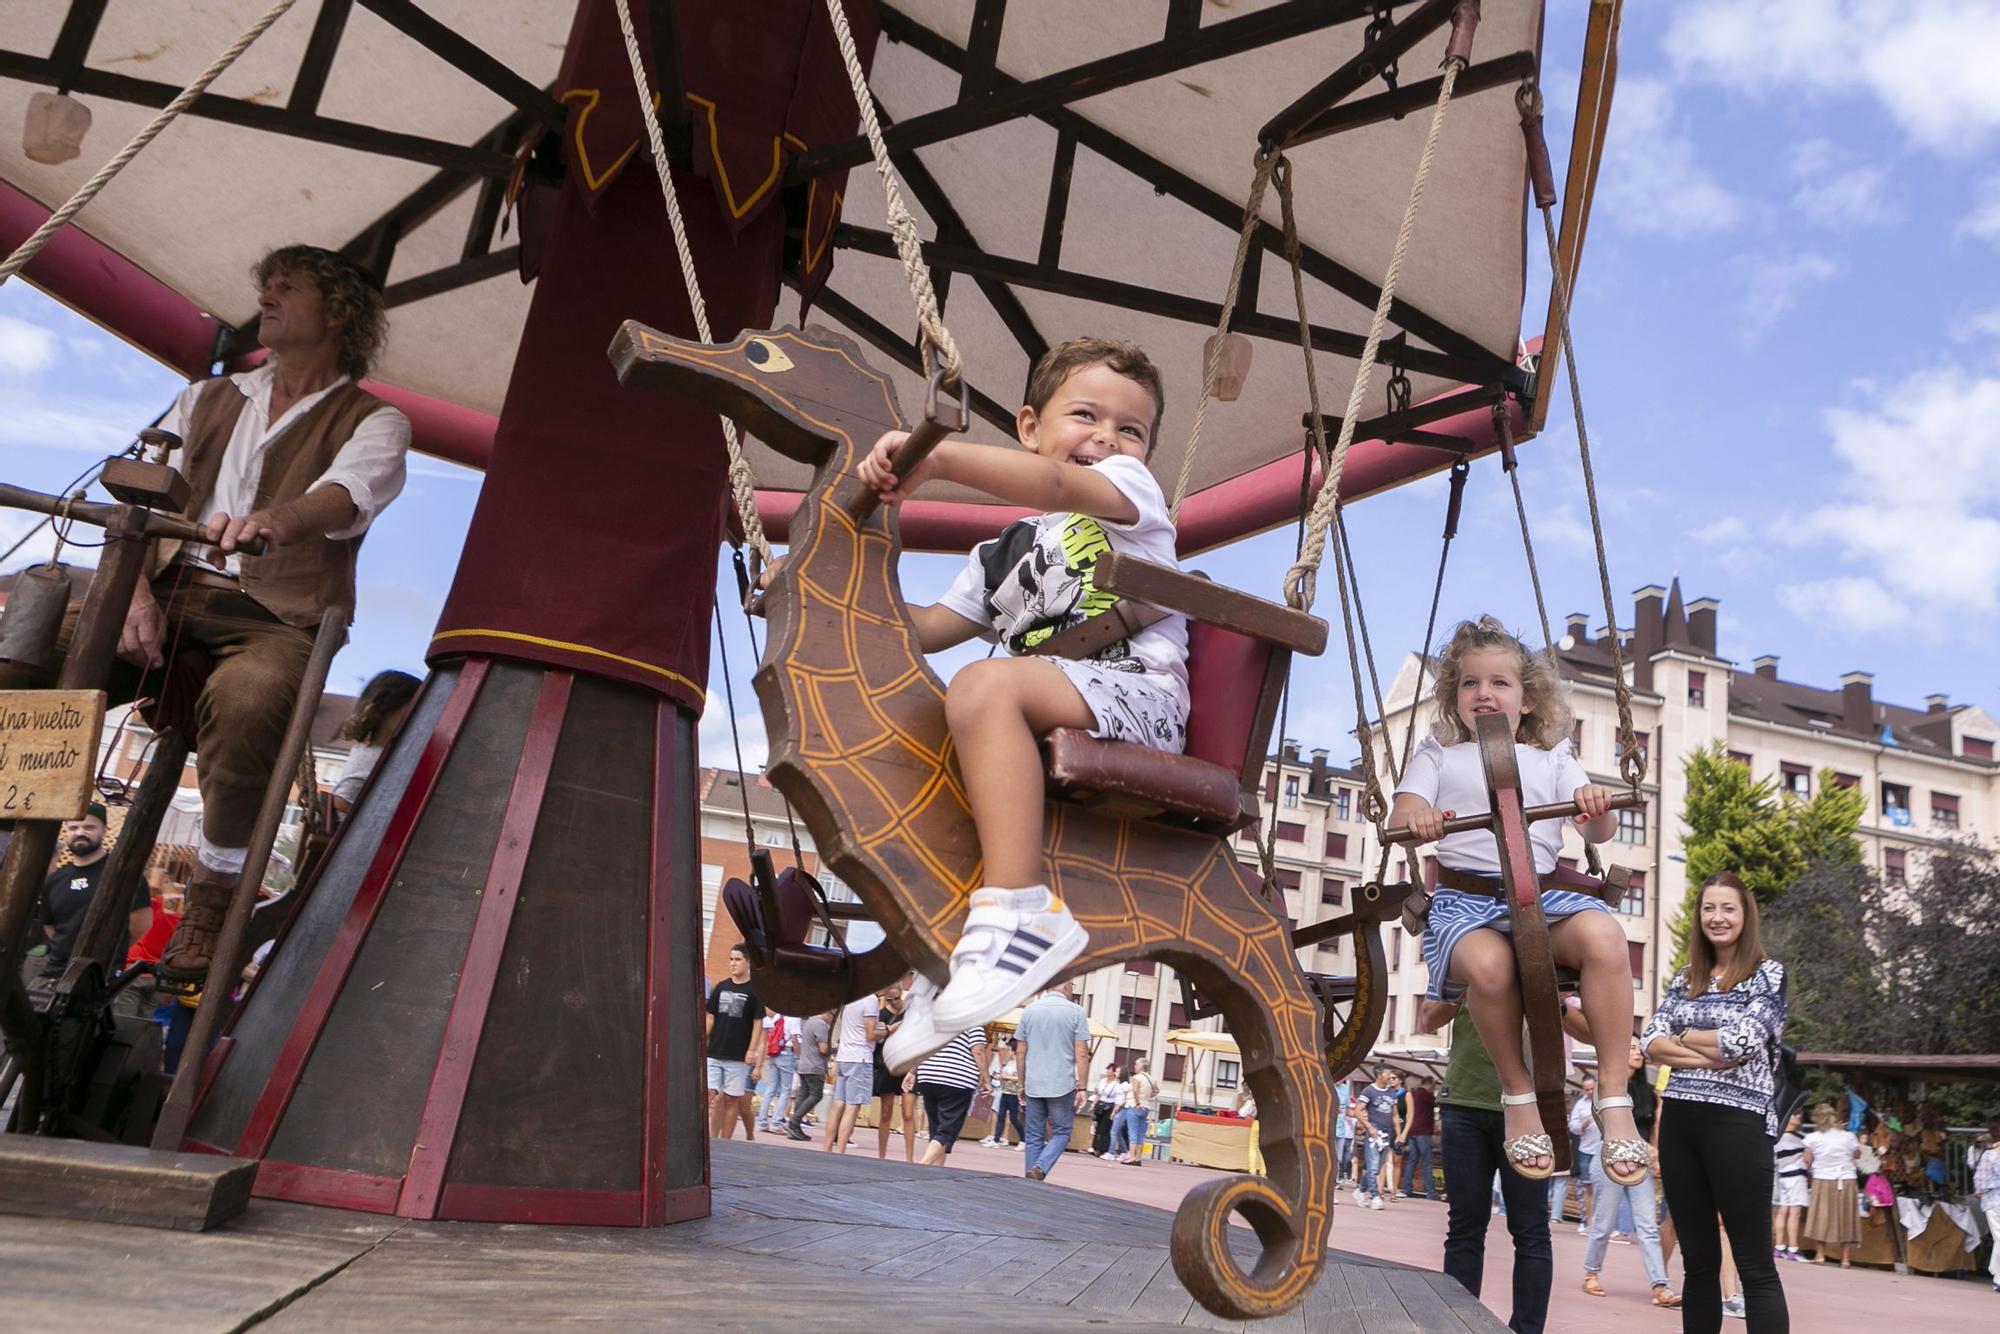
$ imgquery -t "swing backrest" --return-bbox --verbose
[1183,620,1275,775]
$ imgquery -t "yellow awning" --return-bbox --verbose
[989,1007,1118,1041]
[1164,1029,1241,1056]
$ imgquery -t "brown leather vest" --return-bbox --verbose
[157,376,388,628]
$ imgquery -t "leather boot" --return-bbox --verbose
[156,865,234,996]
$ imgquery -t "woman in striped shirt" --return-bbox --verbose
[1641,873,1789,1333]
[914,1026,989,1165]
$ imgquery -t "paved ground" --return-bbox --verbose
[746,1122,1997,1332]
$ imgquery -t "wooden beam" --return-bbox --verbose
[1258,0,1457,147]
[789,0,1373,180]
[46,0,109,88]
[382,247,520,307]
[833,224,1492,385]
[354,0,564,127]
[1283,50,1538,147]
[0,51,513,176]
[0,1137,255,1233]
[1095,552,1328,656]
[288,0,354,115]
[797,282,1017,436]
[1036,129,1075,271]
[871,4,1518,387]
[1164,0,1203,44]
[958,0,1007,103]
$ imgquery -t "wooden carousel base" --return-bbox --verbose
[0,1140,1502,1331]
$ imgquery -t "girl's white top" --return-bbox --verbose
[1395,734,1590,876]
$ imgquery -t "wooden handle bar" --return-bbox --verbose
[841,372,968,524]
[0,482,266,555]
[1383,788,1644,845]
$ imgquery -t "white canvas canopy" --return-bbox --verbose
[0,0,1613,544]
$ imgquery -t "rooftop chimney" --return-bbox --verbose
[1925,693,1950,714]
[1840,671,1874,733]
[1281,738,1300,763]
[1631,585,1666,692]
[1753,655,1779,680]
[1563,612,1591,645]
[1687,597,1719,656]
[1309,747,1330,794]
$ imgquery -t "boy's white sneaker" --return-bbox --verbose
[931,886,1087,1030]
[883,974,954,1075]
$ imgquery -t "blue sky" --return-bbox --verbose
[4,0,1998,771]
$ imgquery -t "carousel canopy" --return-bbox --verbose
[0,0,1613,550]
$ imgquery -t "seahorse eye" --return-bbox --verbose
[745,337,795,372]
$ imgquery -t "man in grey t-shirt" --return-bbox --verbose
[1013,983,1091,1181]
[786,1009,834,1140]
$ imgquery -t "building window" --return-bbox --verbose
[1164,1053,1186,1081]
[1265,770,1279,802]
[701,862,725,889]
[1571,719,1585,757]
[1932,793,1960,829]
[1114,1045,1146,1071]
[1215,1058,1240,1089]
[1273,867,1302,891]
[1619,868,1646,917]
[1274,820,1307,843]
[1687,670,1706,707]
[1320,880,1344,908]
[1333,789,1351,821]
[1884,847,1907,884]
[1628,940,1644,985]
[1832,772,1860,791]
[1283,774,1300,808]
[1170,1002,1188,1027]
[1325,831,1348,859]
[1882,783,1911,827]
[1614,804,1647,844]
[1388,926,1401,973]
[1965,737,1995,761]
[1727,750,1753,768]
[1635,731,1651,768]
[1385,997,1398,1038]
[1126,959,1157,976]
[1779,763,1809,798]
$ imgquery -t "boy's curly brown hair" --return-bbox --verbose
[1427,616,1575,751]
[1024,337,1165,454]
[252,244,387,380]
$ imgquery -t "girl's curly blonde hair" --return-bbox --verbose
[1427,616,1575,751]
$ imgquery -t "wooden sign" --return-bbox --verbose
[0,690,106,821]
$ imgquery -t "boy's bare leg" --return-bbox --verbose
[944,657,1096,887]
[1448,929,1550,1172]
[877,1094,895,1158]
[1551,912,1642,1145]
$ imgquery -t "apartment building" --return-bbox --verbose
[1358,578,2000,1047]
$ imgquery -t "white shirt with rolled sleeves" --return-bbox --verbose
[1394,735,1591,877]
[155,364,411,575]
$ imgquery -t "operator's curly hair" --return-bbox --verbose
[252,244,387,380]
[1427,616,1574,751]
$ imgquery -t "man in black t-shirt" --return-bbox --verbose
[705,944,766,1139]
[29,804,150,989]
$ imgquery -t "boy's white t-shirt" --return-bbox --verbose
[835,994,881,1063]
[1394,733,1590,876]
[935,454,1188,689]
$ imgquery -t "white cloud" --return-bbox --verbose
[1954,306,2000,340]
[1596,78,1741,238]
[1693,516,1749,543]
[1959,173,2000,245]
[1778,365,2000,633]
[1738,252,1841,336]
[0,314,58,376]
[1668,1,2000,155]
[699,688,768,772]
[1788,139,1903,230]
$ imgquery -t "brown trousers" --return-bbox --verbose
[72,577,316,849]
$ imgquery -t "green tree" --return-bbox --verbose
[1667,746,1864,972]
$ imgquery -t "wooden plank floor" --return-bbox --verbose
[0,1139,1503,1331]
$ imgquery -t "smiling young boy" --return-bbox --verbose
[867,338,1188,1070]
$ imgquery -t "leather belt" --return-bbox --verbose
[1434,865,1562,899]
[164,567,242,594]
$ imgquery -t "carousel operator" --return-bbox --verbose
[116,243,409,995]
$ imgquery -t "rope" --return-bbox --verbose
[1170,149,1280,520]
[1496,405,1555,654]
[610,0,772,567]
[711,601,762,857]
[0,0,300,287]
[1284,58,1462,611]
[1540,205,1644,791]
[821,0,961,386]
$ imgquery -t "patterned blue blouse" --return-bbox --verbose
[1640,957,1787,1135]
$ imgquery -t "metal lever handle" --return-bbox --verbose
[842,371,969,524]
[0,482,266,555]
[1383,788,1644,845]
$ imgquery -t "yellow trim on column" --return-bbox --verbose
[431,628,700,695]
[559,87,662,192]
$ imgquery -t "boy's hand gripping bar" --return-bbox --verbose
[843,370,969,523]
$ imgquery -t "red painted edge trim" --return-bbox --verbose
[642,701,676,1224]
[181,1137,229,1157]
[436,1184,669,1227]
[396,670,573,1219]
[231,659,492,1159]
[253,1160,402,1214]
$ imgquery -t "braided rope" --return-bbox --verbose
[1169,149,1280,520]
[1540,206,1644,790]
[821,0,962,386]
[1497,405,1556,654]
[0,0,301,287]
[1283,58,1461,611]
[611,0,771,565]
